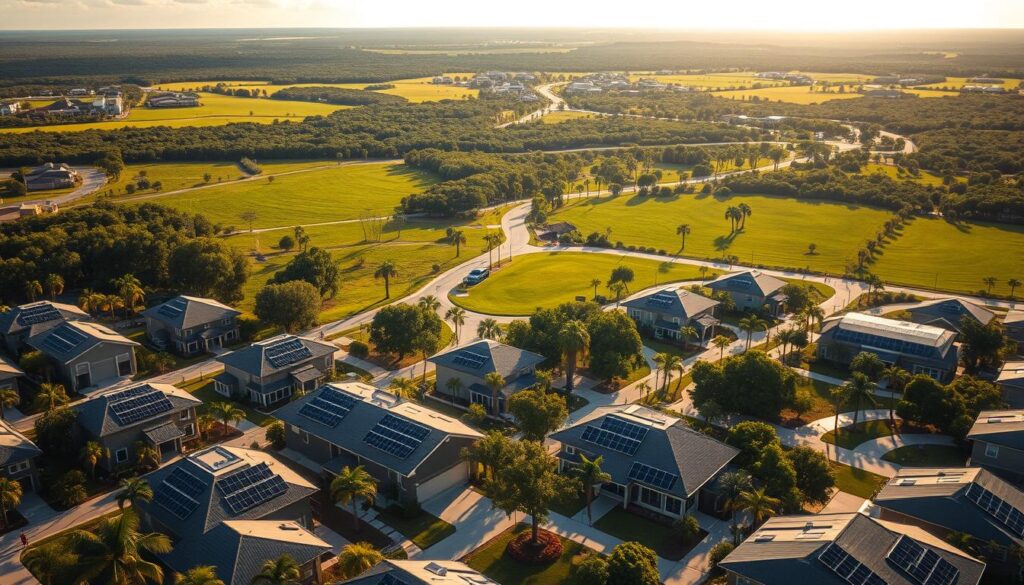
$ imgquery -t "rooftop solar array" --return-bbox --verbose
[298,386,357,427]
[628,462,679,491]
[16,303,62,326]
[646,292,676,308]
[265,338,313,369]
[157,297,187,319]
[216,462,273,496]
[818,542,888,585]
[886,535,960,585]
[109,388,174,426]
[581,426,641,455]
[215,462,288,514]
[601,416,650,441]
[40,323,88,355]
[451,351,489,370]
[965,481,1024,536]
[105,384,157,402]
[363,413,431,459]
[154,467,205,519]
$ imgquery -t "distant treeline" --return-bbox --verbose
[270,86,407,106]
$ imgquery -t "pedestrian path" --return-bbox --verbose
[853,433,956,458]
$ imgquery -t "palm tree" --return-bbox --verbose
[734,488,781,529]
[738,315,767,351]
[102,294,124,320]
[659,353,683,393]
[117,477,153,510]
[445,377,463,406]
[573,454,611,525]
[175,565,224,585]
[22,542,74,585]
[737,203,752,230]
[1009,278,1022,299]
[982,276,998,294]
[712,335,731,360]
[679,325,699,350]
[445,307,466,343]
[774,328,798,364]
[330,466,377,531]
[768,147,785,171]
[417,295,441,313]
[589,278,602,300]
[32,382,68,412]
[558,320,590,393]
[389,377,419,400]
[80,441,107,480]
[79,289,105,316]
[484,233,502,268]
[112,273,145,319]
[882,365,910,437]
[374,260,397,298]
[447,229,467,257]
[208,401,245,437]
[483,371,505,416]
[135,441,160,470]
[608,282,627,305]
[0,477,22,528]
[839,372,878,429]
[335,542,384,580]
[67,509,173,585]
[251,554,301,585]
[801,305,825,332]
[719,471,753,543]
[197,413,217,441]
[477,318,501,340]
[676,224,691,251]
[24,280,42,302]
[0,387,19,420]
[44,273,64,301]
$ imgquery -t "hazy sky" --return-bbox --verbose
[3,0,1024,30]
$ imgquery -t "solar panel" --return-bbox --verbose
[647,293,675,308]
[216,462,274,496]
[965,482,1024,537]
[378,414,430,440]
[887,535,959,585]
[319,386,358,410]
[601,416,650,441]
[628,462,678,491]
[166,467,206,498]
[265,338,313,368]
[581,425,642,455]
[362,414,430,459]
[297,387,358,427]
[379,575,413,585]
[16,304,62,326]
[818,543,888,585]
[451,351,489,370]
[109,390,174,426]
[222,474,288,514]
[157,297,187,319]
[41,324,88,354]
[105,384,157,403]
[155,468,204,519]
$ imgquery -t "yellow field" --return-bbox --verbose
[629,72,786,89]
[157,75,479,103]
[919,76,1023,90]
[713,86,864,104]
[537,110,603,124]
[795,72,874,83]
[902,89,963,98]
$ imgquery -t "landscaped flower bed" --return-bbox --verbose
[506,528,563,564]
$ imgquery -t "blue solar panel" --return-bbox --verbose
[378,414,430,440]
[452,351,489,370]
[363,430,416,459]
[40,323,88,354]
[628,462,678,491]
[319,386,358,410]
[265,338,313,368]
[581,425,642,455]
[216,463,273,496]
[298,387,358,428]
[965,481,1024,537]
[109,390,174,426]
[157,297,187,319]
[106,384,157,403]
[887,536,959,585]
[818,543,888,585]
[362,414,429,459]
[166,467,206,498]
[16,304,62,326]
[222,474,288,514]
[601,416,650,441]
[155,468,204,519]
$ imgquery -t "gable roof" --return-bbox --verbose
[622,287,719,321]
[274,382,483,477]
[75,382,201,437]
[1006,309,1024,327]
[0,301,89,337]
[428,339,545,379]
[0,354,22,380]
[141,295,241,330]
[216,334,335,378]
[999,361,1024,389]
[549,404,738,499]
[706,270,786,297]
[967,410,1024,450]
[902,298,996,330]
[822,312,957,351]
[28,320,138,363]
[343,560,499,585]
[0,419,41,467]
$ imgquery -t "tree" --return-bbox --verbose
[67,509,173,585]
[277,235,295,252]
[117,477,154,510]
[590,278,602,300]
[330,466,377,531]
[112,273,145,318]
[712,335,731,360]
[734,488,781,528]
[44,273,64,301]
[508,388,568,442]
[488,440,579,546]
[483,371,505,417]
[33,382,69,412]
[34,407,76,459]
[484,233,502,269]
[608,266,635,294]
[197,413,217,441]
[135,441,160,470]
[708,541,736,570]
[24,279,42,302]
[389,377,419,400]
[80,441,107,480]
[271,247,340,298]
[850,351,885,381]
[737,202,752,229]
[374,260,398,298]
[587,311,643,383]
[724,206,742,233]
[445,306,466,343]
[690,352,797,420]
[575,554,609,585]
[265,421,286,449]
[293,226,310,252]
[175,565,224,585]
[208,401,245,437]
[658,353,683,393]
[959,317,1009,374]
[239,210,258,232]
[718,471,753,543]
[467,431,515,481]
[572,454,611,525]
[370,304,441,363]
[168,239,249,304]
[0,387,19,420]
[673,515,702,545]
[680,325,699,350]
[0,477,21,528]
[447,229,467,257]
[558,319,590,393]
[836,372,878,430]
[251,554,301,585]
[676,224,691,251]
[22,542,76,585]
[334,542,383,580]
[882,365,911,435]
[606,542,660,585]
[477,317,501,340]
[983,276,998,294]
[738,315,768,351]
[727,421,781,467]
[787,446,836,506]
[1009,278,1022,299]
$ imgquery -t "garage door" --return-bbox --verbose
[416,462,468,503]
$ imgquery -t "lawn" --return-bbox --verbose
[377,505,456,550]
[592,506,700,561]
[830,461,888,499]
[182,378,276,427]
[859,163,951,187]
[871,216,1024,295]
[822,420,901,450]
[549,192,894,275]
[157,76,479,103]
[449,251,723,315]
[881,445,965,467]
[465,524,588,585]
[538,110,603,124]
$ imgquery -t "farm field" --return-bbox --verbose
[795,72,874,83]
[918,76,1023,90]
[157,75,479,103]
[629,72,786,89]
[549,192,894,274]
[870,216,1024,295]
[450,251,724,315]
[713,85,865,104]
[538,110,603,123]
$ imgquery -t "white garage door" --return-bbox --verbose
[416,462,468,503]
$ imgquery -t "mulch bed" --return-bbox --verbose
[506,528,563,565]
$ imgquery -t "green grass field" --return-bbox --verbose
[538,110,603,124]
[465,524,586,585]
[157,76,479,103]
[713,86,865,104]
[859,163,951,187]
[449,251,723,315]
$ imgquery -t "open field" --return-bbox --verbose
[713,86,865,104]
[538,110,603,124]
[157,75,479,103]
[450,251,723,315]
[629,72,786,89]
[919,76,1024,90]
[859,163,951,187]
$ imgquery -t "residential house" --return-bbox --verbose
[214,334,335,408]
[141,295,241,356]
[146,92,201,108]
[719,512,985,585]
[875,467,1022,578]
[899,297,995,334]
[0,300,89,355]
[24,162,79,191]
[428,339,545,415]
[73,382,202,469]
[136,446,329,585]
[340,560,498,585]
[275,382,483,506]
[623,287,720,344]
[1005,309,1024,346]
[28,320,139,392]
[91,94,123,116]
[0,102,20,116]
[705,270,788,314]
[0,354,22,394]
[0,419,42,492]
[967,410,1024,482]
[550,404,739,521]
[816,312,960,382]
[998,361,1024,407]
[533,221,577,243]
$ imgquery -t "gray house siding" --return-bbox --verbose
[434,365,476,404]
[95,406,199,471]
[145,315,240,357]
[62,343,137,391]
[1,458,40,492]
[218,356,331,407]
[969,440,1024,482]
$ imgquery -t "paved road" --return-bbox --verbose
[1,166,107,209]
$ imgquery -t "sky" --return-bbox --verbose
[3,0,1024,30]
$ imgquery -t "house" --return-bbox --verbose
[875,467,1022,578]
[899,297,995,334]
[136,446,329,585]
[967,410,1024,482]
[141,295,241,356]
[146,92,201,108]
[0,300,90,354]
[24,162,79,191]
[1005,309,1024,345]
[550,404,738,521]
[623,287,720,344]
[0,354,22,394]
[533,221,577,243]
[0,102,20,116]
[73,382,202,469]
[28,320,139,392]
[340,560,498,585]
[998,361,1024,407]
[705,270,788,314]
[816,312,960,382]
[274,381,483,506]
[68,88,92,97]
[718,512,985,585]
[0,419,42,492]
[428,339,545,415]
[214,334,335,408]
[91,94,123,116]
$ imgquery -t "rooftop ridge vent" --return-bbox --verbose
[425,562,448,576]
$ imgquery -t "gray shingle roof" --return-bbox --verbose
[0,419,41,467]
[0,301,89,336]
[902,298,996,331]
[74,382,201,438]
[706,270,786,297]
[216,334,335,378]
[622,287,719,321]
[967,409,1024,450]
[428,339,545,378]
[28,320,138,363]
[344,560,498,585]
[141,295,241,330]
[0,354,23,379]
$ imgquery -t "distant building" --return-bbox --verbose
[622,287,720,344]
[705,270,788,314]
[0,300,89,355]
[28,320,139,392]
[1004,309,1024,345]
[68,88,92,97]
[533,221,577,243]
[214,334,335,407]
[428,339,545,414]
[142,295,241,356]
[898,297,995,335]
[0,102,20,116]
[431,76,453,85]
[24,162,79,191]
[342,560,498,585]
[91,94,123,116]
[967,409,1024,482]
[0,419,42,492]
[997,361,1024,407]
[146,92,200,108]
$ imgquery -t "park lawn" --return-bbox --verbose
[549,192,894,275]
[871,216,1024,295]
[830,461,888,499]
[859,163,950,187]
[822,420,899,450]
[183,378,276,427]
[882,445,966,467]
[713,86,865,105]
[157,76,479,103]
[465,524,588,585]
[450,251,723,315]
[377,506,455,550]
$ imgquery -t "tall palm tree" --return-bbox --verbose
[175,565,224,585]
[334,542,383,580]
[44,273,64,301]
[679,325,699,350]
[801,305,825,332]
[484,233,502,268]
[445,307,466,343]
[0,387,19,420]
[81,441,107,480]
[676,224,691,251]
[67,509,173,585]
[374,260,397,298]
[389,377,419,401]
[330,466,377,531]
[737,203,752,230]
[738,315,767,351]
[447,229,467,257]
[251,554,301,585]
[982,276,997,294]
[712,335,731,361]
[659,353,683,393]
[32,382,68,412]
[0,477,22,528]
[483,371,505,416]
[573,454,611,525]
[112,273,145,319]
[724,207,742,233]
[734,488,781,529]
[839,372,879,430]
[882,365,910,437]
[558,320,590,393]
[718,471,753,543]
[1009,278,1022,299]
[22,542,74,585]
[117,477,153,510]
[134,441,160,470]
[477,318,501,340]
[24,280,42,303]
[417,295,440,313]
[445,377,463,406]
[589,278,602,300]
[208,402,245,437]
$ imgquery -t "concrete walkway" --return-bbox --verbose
[852,433,957,458]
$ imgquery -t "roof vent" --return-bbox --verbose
[897,479,917,486]
[754,534,776,542]
[425,562,447,576]
[278,523,299,531]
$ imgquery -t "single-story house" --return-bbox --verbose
[622,287,720,344]
[24,163,79,191]
[73,382,202,470]
[147,92,200,108]
[998,361,1024,408]
[0,354,23,394]
[0,300,90,355]
[0,419,42,492]
[28,320,139,392]
[898,297,995,335]
[719,512,985,585]
[534,222,578,242]
[705,270,788,314]
[1005,309,1024,346]
[967,410,1024,483]
[275,382,483,507]
[550,404,739,521]
[428,339,545,415]
[816,312,959,382]
[340,560,498,585]
[141,295,241,357]
[214,334,335,408]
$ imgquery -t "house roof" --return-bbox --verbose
[720,513,985,585]
[0,301,88,337]
[141,295,241,331]
[822,312,956,350]
[622,287,719,321]
[137,446,318,538]
[274,382,483,477]
[549,404,738,499]
[705,270,786,297]
[28,320,138,363]
[216,334,334,378]
[74,382,201,438]
[1005,309,1024,327]
[428,339,545,380]
[875,467,1024,547]
[342,560,499,585]
[967,409,1024,450]
[0,419,41,467]
[902,298,996,330]
[998,361,1024,388]
[162,520,330,585]
[0,354,22,380]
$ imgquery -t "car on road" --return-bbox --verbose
[463,268,490,286]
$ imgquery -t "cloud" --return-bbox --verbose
[107,0,150,5]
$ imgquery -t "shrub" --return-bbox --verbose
[51,470,88,508]
[239,157,262,175]
[431,263,441,273]
[348,340,370,359]
[507,528,563,564]
[673,514,702,545]
[607,542,660,585]
[708,541,735,569]
[574,553,609,585]
[265,421,286,449]
[462,403,488,426]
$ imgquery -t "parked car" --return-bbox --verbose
[463,268,490,285]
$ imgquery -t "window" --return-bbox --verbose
[8,461,29,475]
[183,424,195,436]
[115,448,128,463]
[665,496,682,515]
[470,390,493,409]
[639,486,663,509]
[179,410,190,421]
[116,353,132,376]
[565,445,577,456]
[302,430,309,444]
[985,443,1001,458]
